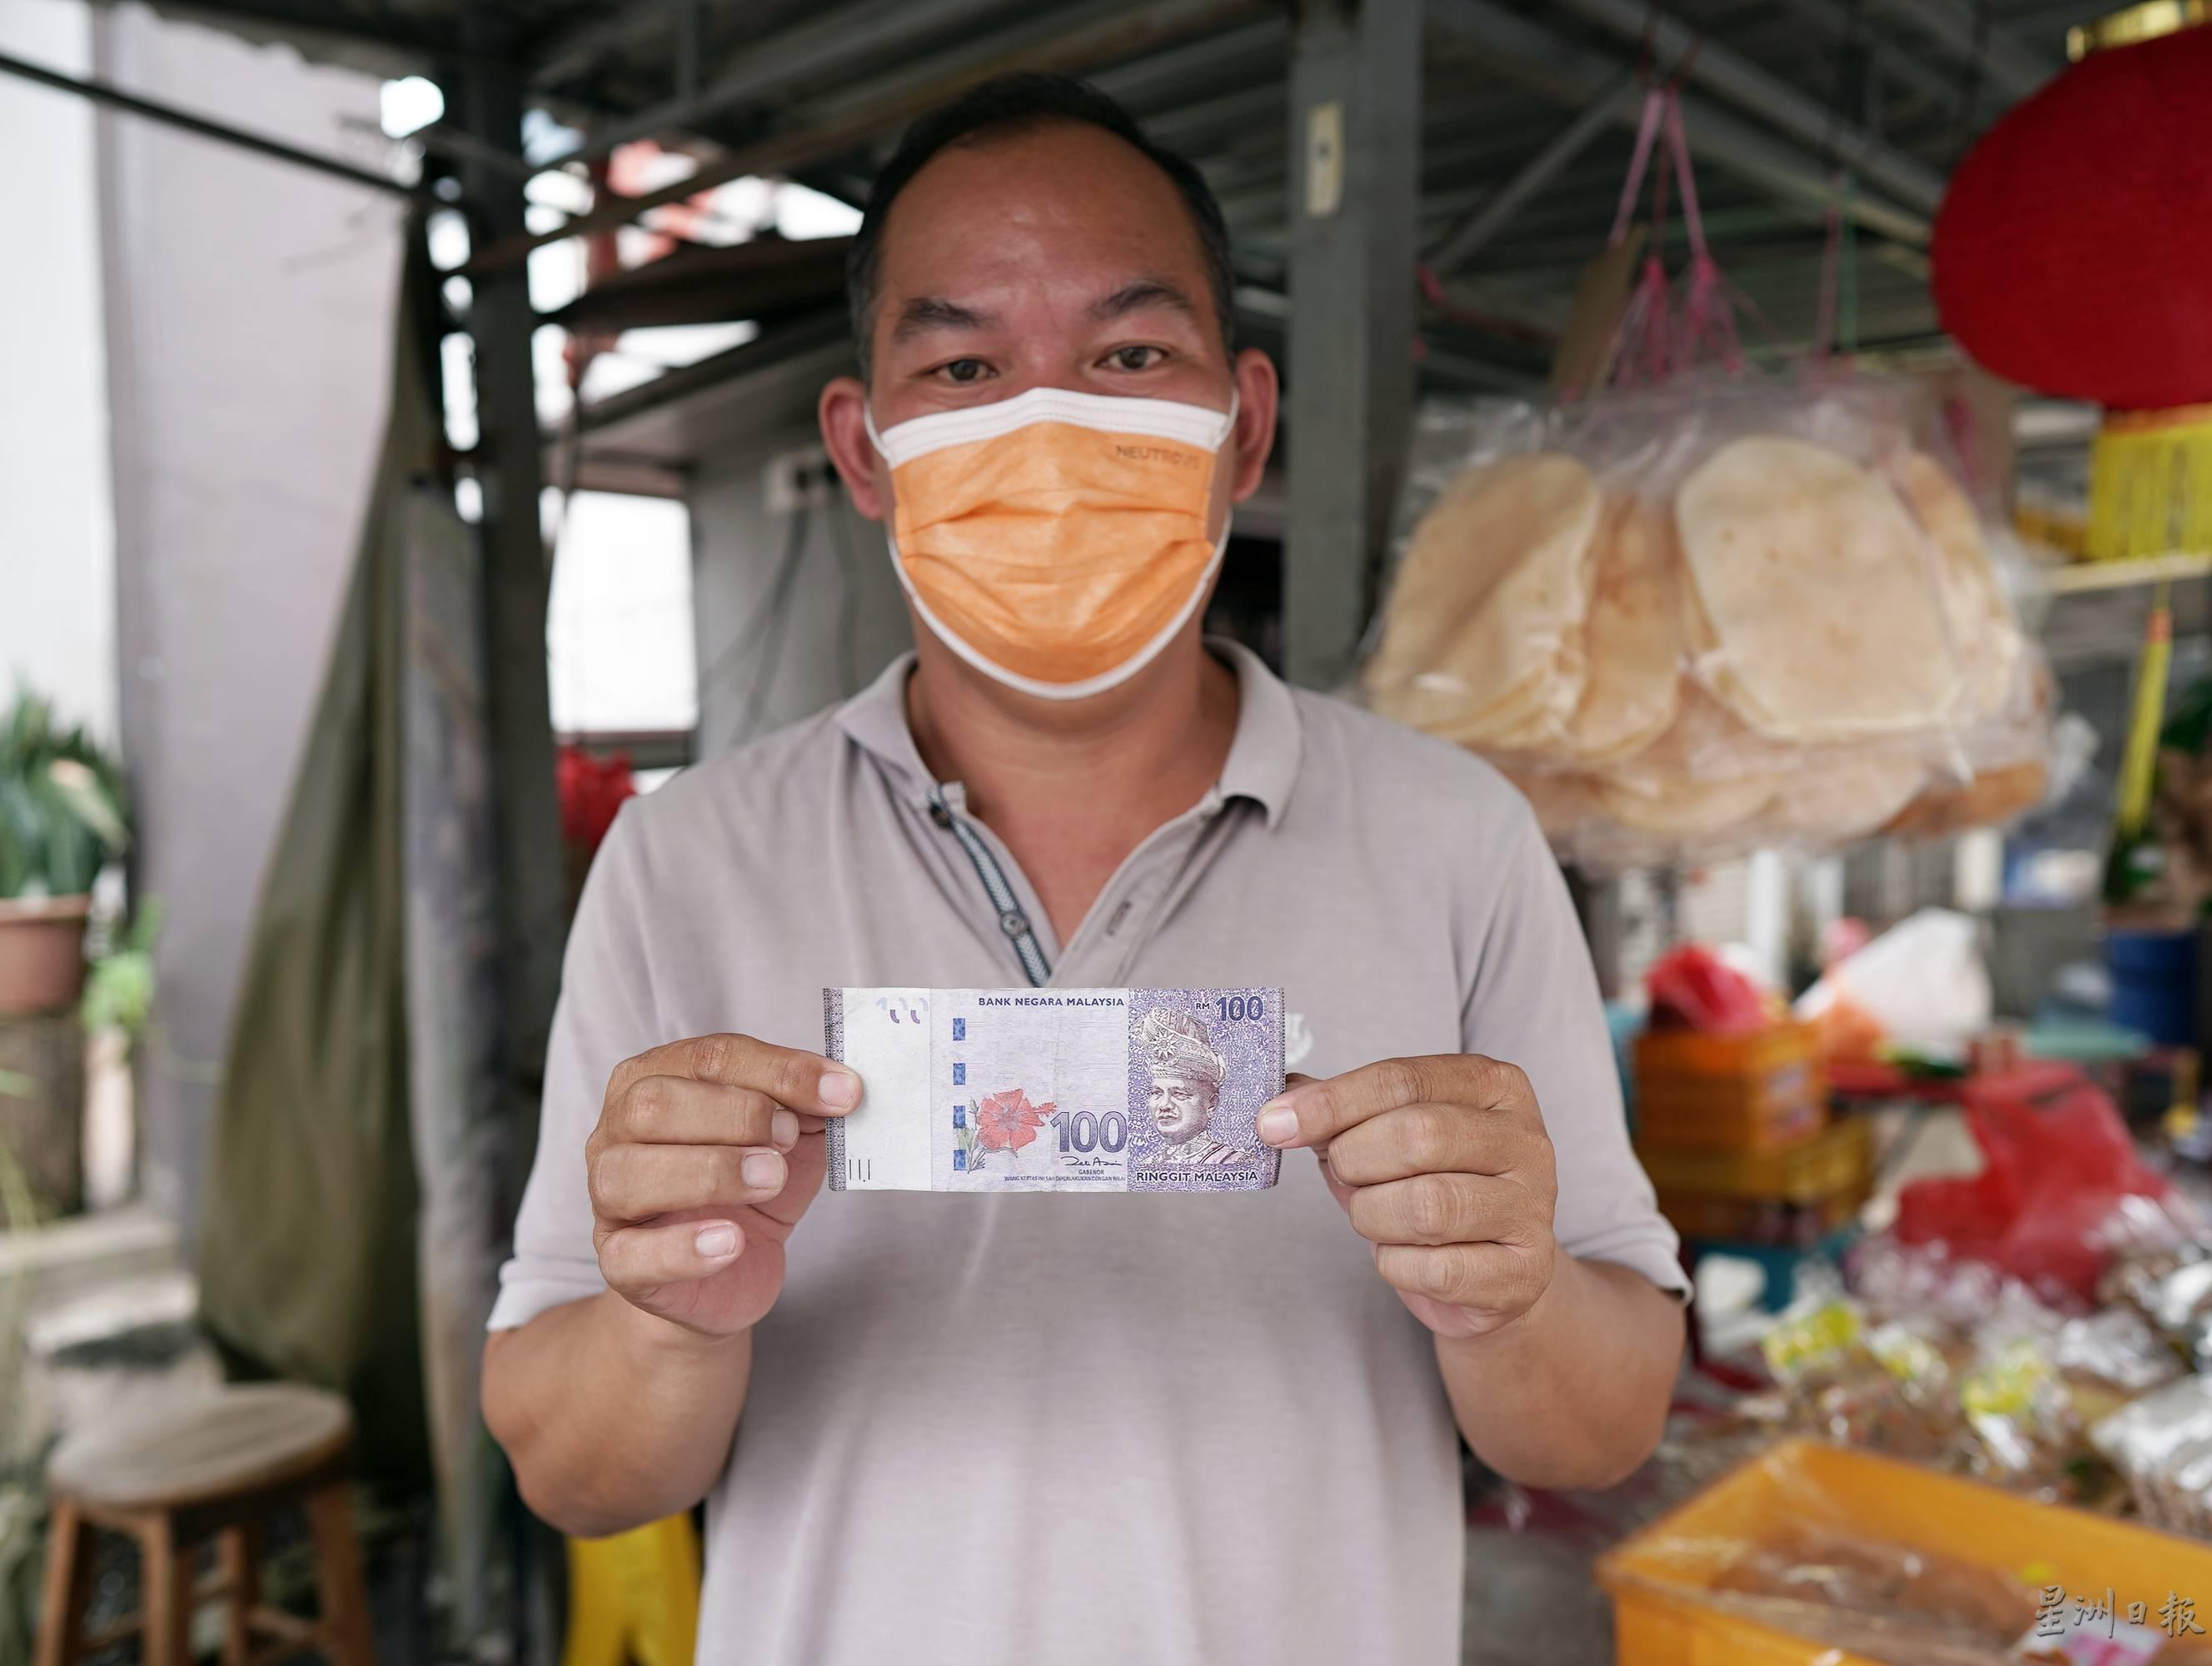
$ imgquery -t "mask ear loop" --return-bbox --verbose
[1210,386,1243,543]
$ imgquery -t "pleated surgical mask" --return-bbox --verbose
[866,385,1237,701]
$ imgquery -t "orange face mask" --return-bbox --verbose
[868,386,1237,700]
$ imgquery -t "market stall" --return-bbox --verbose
[1362,18,2212,1664]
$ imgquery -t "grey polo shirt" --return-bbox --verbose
[491,640,1683,1666]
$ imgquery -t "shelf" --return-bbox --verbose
[2040,552,2212,596]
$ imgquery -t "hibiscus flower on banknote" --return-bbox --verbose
[954,1088,1052,1171]
[978,1089,1051,1151]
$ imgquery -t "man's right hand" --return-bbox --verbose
[585,1034,862,1339]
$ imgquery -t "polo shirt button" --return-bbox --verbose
[999,908,1029,937]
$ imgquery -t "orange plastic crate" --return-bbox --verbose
[1597,1440,2212,1666]
[1634,1025,1815,1080]
[1635,1024,1826,1153]
[1637,1115,1871,1205]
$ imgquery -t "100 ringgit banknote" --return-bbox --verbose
[825,987,1283,1192]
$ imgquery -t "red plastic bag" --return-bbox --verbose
[1895,1071,2166,1302]
[1647,944,1769,1035]
[555,743,638,918]
[557,743,635,857]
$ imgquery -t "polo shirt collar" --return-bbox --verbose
[833,639,1302,831]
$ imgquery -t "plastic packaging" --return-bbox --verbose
[1751,1239,2178,1497]
[2093,1376,2212,1540]
[1891,1070,2168,1304]
[1364,374,2050,872]
[1795,908,1993,1060]
[1957,1336,2081,1485]
[1704,1521,2042,1663]
[1647,942,1770,1034]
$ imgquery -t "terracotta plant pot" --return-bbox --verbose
[0,895,93,1015]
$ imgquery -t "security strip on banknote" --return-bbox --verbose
[825,988,1283,1192]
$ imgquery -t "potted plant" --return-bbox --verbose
[0,691,128,1015]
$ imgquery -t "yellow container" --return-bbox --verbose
[2086,404,2212,561]
[1597,1439,2212,1666]
[1637,1115,1871,1205]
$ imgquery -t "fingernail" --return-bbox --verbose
[742,1150,785,1190]
[695,1225,739,1259]
[1257,1105,1299,1147]
[820,1069,860,1110]
[771,1109,800,1150]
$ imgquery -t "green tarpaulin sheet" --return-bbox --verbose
[197,258,450,1485]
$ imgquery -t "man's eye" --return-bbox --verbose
[940,359,989,384]
[1108,346,1166,372]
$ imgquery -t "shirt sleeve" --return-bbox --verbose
[1461,804,1688,1299]
[486,803,658,1331]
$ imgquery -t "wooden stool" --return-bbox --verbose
[36,1383,375,1666]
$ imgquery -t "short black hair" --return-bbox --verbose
[845,72,1237,381]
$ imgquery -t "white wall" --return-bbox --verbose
[0,0,116,741]
[95,3,401,1227]
[690,430,913,757]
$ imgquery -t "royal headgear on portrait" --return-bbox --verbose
[1140,1007,1227,1092]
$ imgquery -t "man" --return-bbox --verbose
[1139,1005,1248,1165]
[483,73,1685,1666]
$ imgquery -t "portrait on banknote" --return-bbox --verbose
[1135,1006,1248,1166]
[1123,989,1280,1187]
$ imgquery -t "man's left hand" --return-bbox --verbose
[1256,1056,1558,1340]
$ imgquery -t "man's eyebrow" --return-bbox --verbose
[890,296,994,344]
[1088,278,1199,325]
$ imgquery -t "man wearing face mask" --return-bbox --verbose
[483,73,1686,1666]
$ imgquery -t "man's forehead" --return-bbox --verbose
[874,122,1213,302]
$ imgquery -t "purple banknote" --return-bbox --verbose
[825,987,1283,1192]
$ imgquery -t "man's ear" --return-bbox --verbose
[819,375,889,522]
[1228,348,1280,504]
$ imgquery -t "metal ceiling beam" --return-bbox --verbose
[1423,70,1629,272]
[1426,0,1931,245]
[466,0,1267,275]
[131,0,499,77]
[1089,12,1287,107]
[578,307,853,435]
[1771,0,1969,117]
[530,0,680,88]
[1431,207,1804,272]
[1421,346,1543,395]
[1139,82,1282,148]
[1546,0,1946,212]
[1864,0,2055,101]
[0,47,419,197]
[537,0,1018,171]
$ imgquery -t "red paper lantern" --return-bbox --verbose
[1931,22,2212,412]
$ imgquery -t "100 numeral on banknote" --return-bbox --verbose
[825,988,1284,1192]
